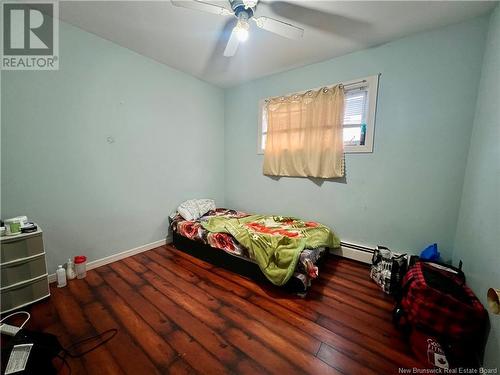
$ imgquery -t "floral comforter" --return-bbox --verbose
[170,208,330,290]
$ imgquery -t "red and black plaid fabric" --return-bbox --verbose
[400,261,487,340]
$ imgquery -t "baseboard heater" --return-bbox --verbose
[330,241,375,264]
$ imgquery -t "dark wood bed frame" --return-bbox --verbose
[172,231,328,293]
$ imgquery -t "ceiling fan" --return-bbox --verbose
[171,0,304,57]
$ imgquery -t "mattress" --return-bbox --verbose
[169,208,327,290]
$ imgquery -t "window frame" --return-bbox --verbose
[257,74,380,154]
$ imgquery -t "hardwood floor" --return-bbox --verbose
[21,245,421,374]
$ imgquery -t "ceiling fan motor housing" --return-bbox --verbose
[229,0,254,18]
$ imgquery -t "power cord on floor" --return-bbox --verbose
[56,353,72,375]
[56,329,118,375]
[1,311,117,375]
[64,328,118,358]
[0,310,31,329]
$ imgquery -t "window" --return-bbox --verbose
[258,74,379,154]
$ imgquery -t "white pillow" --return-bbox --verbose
[177,199,216,221]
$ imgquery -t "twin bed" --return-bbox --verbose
[169,207,340,293]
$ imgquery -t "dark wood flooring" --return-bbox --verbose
[17,245,421,374]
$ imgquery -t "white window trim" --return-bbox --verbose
[257,74,380,155]
[257,98,266,154]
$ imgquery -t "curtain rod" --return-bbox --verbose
[342,79,367,87]
[264,79,368,103]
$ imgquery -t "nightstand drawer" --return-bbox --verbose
[1,254,47,288]
[1,234,44,263]
[1,275,50,314]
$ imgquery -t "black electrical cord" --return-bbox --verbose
[55,328,118,375]
[56,352,72,375]
[3,327,117,374]
[63,328,118,358]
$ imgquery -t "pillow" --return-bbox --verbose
[177,199,216,221]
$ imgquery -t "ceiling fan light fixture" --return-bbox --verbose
[234,19,250,42]
[242,0,258,9]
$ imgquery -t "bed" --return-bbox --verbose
[169,208,340,293]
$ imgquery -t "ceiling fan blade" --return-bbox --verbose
[223,27,240,57]
[262,1,373,38]
[171,0,233,17]
[253,16,304,39]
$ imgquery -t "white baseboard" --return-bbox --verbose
[330,245,373,264]
[48,236,371,283]
[48,237,171,283]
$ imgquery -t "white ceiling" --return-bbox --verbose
[59,1,496,87]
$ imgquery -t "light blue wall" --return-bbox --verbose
[1,21,225,272]
[224,17,489,260]
[453,5,500,369]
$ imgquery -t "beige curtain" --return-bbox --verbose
[263,85,345,178]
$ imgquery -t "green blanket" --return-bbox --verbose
[201,215,340,286]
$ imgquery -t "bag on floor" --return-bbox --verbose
[393,260,487,367]
[370,246,408,294]
[397,260,486,339]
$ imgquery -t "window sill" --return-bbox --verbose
[344,144,373,153]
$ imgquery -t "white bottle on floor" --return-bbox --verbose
[66,258,76,280]
[56,265,67,288]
